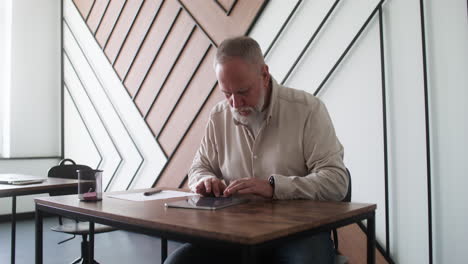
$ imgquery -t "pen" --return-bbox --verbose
[143,189,163,196]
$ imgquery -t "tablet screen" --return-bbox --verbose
[165,196,248,210]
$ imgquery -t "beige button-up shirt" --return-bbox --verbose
[188,78,348,201]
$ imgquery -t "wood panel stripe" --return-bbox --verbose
[95,0,126,48]
[133,11,196,116]
[177,0,217,47]
[144,25,201,120]
[113,0,164,80]
[145,31,211,137]
[226,0,238,16]
[156,44,213,139]
[213,0,238,16]
[124,2,182,98]
[214,0,229,13]
[179,0,266,46]
[156,85,224,187]
[86,0,110,34]
[157,47,217,156]
[86,0,96,21]
[104,0,144,64]
[72,0,95,20]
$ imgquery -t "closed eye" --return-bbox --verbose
[238,90,249,96]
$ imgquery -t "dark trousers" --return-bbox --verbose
[164,232,335,264]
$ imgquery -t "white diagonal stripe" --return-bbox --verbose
[64,87,102,169]
[64,55,121,186]
[64,24,142,191]
[64,0,167,189]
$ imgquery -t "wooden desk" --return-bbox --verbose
[35,193,376,264]
[0,177,78,264]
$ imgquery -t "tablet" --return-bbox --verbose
[165,196,249,210]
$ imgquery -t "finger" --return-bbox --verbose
[224,178,251,195]
[213,181,220,197]
[225,181,248,196]
[227,178,248,187]
[195,182,206,194]
[204,179,212,194]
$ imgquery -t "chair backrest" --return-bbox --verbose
[48,158,92,196]
[341,168,352,202]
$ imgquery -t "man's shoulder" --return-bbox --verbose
[209,100,230,118]
[277,85,322,109]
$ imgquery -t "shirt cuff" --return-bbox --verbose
[271,174,295,200]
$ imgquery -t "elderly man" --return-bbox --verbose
[164,36,348,264]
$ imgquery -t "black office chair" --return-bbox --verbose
[333,168,352,264]
[48,158,115,264]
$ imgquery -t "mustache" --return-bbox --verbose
[232,106,256,113]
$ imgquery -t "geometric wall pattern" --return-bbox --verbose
[65,0,267,190]
[65,0,393,263]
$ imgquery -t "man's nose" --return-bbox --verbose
[231,95,243,108]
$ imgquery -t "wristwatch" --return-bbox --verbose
[268,175,275,190]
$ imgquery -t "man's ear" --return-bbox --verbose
[262,64,270,82]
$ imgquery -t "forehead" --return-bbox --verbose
[215,58,259,92]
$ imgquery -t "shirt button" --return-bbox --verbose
[254,155,258,159]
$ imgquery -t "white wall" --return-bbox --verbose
[249,0,468,263]
[0,0,12,155]
[0,0,62,214]
[385,0,430,262]
[3,0,61,157]
[428,1,468,263]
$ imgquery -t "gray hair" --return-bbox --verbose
[214,36,265,68]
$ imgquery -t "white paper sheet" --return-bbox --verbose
[107,190,196,201]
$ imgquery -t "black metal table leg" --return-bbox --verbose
[89,222,95,264]
[11,196,16,264]
[242,245,256,264]
[35,207,43,264]
[367,211,376,264]
[161,238,168,263]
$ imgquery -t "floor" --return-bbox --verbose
[0,217,183,264]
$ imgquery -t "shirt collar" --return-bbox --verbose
[265,76,279,125]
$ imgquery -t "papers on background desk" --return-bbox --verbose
[107,190,196,201]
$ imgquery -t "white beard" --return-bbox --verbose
[231,106,263,126]
[230,89,266,135]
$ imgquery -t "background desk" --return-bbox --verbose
[35,193,376,264]
[0,178,78,264]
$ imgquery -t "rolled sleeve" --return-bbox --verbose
[188,118,222,192]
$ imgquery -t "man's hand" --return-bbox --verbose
[195,177,226,197]
[223,178,273,198]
